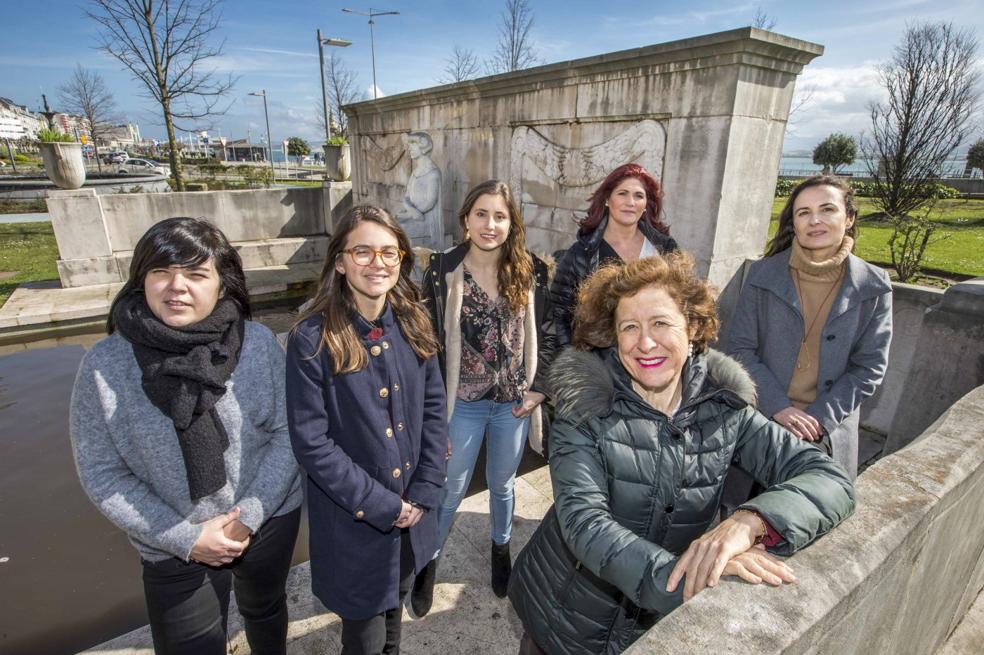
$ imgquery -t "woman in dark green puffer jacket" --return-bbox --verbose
[508,254,855,655]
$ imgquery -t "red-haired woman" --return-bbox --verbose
[551,163,678,348]
[411,179,555,616]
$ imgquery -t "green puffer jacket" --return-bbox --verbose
[508,347,856,655]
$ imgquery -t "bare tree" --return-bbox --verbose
[58,65,119,173]
[752,7,777,30]
[317,51,360,140]
[86,0,236,190]
[440,44,480,84]
[862,22,979,280]
[487,0,539,74]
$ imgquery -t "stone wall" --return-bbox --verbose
[45,183,352,288]
[345,28,823,287]
[627,382,984,655]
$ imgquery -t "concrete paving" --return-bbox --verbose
[79,464,556,655]
[0,212,49,223]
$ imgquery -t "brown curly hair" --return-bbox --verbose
[457,179,534,314]
[572,252,719,353]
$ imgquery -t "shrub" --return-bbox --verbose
[37,128,76,143]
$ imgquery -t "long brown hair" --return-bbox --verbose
[458,180,534,314]
[765,175,859,257]
[579,163,670,237]
[293,205,438,374]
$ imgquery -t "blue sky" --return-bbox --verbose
[3,0,983,152]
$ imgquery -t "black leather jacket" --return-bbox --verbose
[550,215,677,348]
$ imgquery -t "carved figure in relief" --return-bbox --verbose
[395,131,444,248]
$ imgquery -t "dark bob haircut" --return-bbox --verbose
[578,163,670,237]
[106,216,250,333]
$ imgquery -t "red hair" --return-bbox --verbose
[578,163,669,236]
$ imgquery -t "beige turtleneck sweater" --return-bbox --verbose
[787,237,853,408]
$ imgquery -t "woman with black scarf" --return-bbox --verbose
[70,217,302,655]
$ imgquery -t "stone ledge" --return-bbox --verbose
[626,383,984,655]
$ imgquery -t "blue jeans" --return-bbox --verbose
[437,398,530,550]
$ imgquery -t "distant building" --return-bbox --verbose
[225,139,267,162]
[52,113,92,141]
[0,96,43,142]
[100,123,142,149]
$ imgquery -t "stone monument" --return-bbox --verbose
[394,131,444,249]
[344,27,824,287]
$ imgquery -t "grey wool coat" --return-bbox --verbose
[508,347,855,655]
[720,248,893,478]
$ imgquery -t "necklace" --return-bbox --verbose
[792,269,841,371]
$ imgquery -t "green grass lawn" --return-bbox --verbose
[770,198,984,279]
[0,221,59,308]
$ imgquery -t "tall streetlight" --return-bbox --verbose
[341,7,399,99]
[247,90,275,181]
[317,29,352,177]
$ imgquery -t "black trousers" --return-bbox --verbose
[340,530,415,655]
[141,508,301,655]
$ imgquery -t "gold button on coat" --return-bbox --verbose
[397,421,405,431]
[370,345,382,356]
[355,510,365,519]
[379,387,389,398]
[393,383,400,391]
[382,342,390,349]
[385,427,394,437]
[392,468,401,479]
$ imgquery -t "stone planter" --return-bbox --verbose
[39,142,86,189]
[324,143,351,181]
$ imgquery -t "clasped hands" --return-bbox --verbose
[190,506,252,567]
[666,511,796,602]
[394,500,425,529]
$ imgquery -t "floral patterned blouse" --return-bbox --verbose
[457,267,527,403]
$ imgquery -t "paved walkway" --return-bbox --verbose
[80,464,556,654]
[0,212,49,223]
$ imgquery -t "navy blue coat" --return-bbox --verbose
[286,305,447,620]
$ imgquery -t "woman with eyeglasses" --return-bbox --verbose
[286,205,448,654]
[409,179,556,617]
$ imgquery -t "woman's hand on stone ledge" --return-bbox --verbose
[723,545,796,588]
[667,512,762,601]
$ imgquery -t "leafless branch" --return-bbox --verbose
[486,0,539,74]
[86,0,238,189]
[439,45,480,84]
[316,51,360,138]
[58,65,120,173]
[752,7,777,31]
[861,21,980,218]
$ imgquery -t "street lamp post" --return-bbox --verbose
[248,90,276,182]
[341,7,399,99]
[317,29,352,179]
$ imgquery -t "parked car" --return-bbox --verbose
[103,151,127,164]
[118,158,170,177]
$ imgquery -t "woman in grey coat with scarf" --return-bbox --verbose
[721,176,893,478]
[70,217,302,655]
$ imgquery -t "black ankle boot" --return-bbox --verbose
[410,559,437,617]
[491,541,511,598]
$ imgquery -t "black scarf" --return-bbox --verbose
[113,292,245,501]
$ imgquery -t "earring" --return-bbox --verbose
[688,342,694,359]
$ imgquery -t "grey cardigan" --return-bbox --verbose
[720,248,892,477]
[70,321,303,562]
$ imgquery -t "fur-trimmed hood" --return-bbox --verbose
[548,346,757,423]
